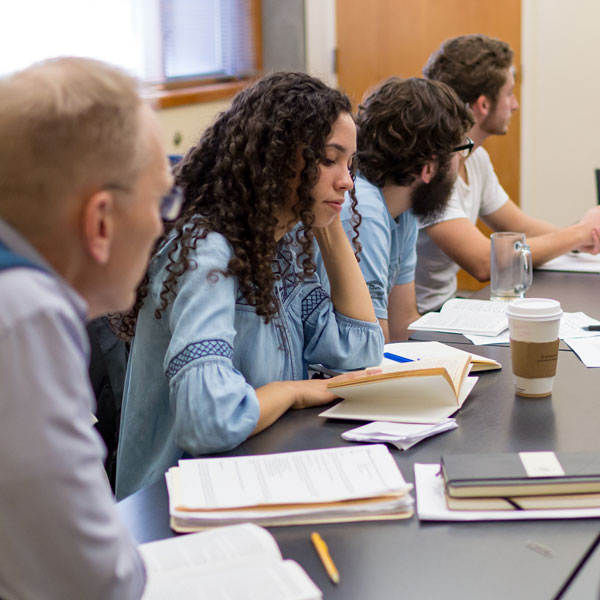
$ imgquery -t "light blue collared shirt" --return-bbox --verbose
[117,230,383,499]
[316,174,418,320]
[0,219,146,600]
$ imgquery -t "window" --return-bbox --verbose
[0,0,260,103]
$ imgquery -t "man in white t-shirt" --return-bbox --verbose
[415,34,600,313]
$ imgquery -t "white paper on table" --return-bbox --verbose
[564,337,600,367]
[536,252,600,273]
[464,312,600,345]
[414,463,600,521]
[464,331,510,345]
[177,445,410,509]
[558,312,600,339]
[342,419,457,450]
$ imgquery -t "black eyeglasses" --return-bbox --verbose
[452,137,474,158]
[160,185,184,221]
[105,183,184,221]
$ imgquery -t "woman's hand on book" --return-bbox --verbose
[290,368,382,410]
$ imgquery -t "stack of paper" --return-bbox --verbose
[166,445,414,532]
[342,419,458,450]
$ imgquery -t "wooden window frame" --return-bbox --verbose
[144,0,262,109]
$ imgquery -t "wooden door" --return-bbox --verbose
[336,0,521,291]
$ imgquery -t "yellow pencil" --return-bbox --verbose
[311,531,339,584]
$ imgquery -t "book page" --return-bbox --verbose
[142,559,322,600]
[382,341,499,368]
[410,309,507,336]
[440,298,509,314]
[139,523,281,576]
[177,445,408,510]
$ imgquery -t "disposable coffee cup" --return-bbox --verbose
[506,298,562,397]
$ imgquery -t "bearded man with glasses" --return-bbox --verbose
[315,76,473,341]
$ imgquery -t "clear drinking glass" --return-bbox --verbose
[490,232,533,302]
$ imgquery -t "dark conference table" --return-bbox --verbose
[118,269,600,599]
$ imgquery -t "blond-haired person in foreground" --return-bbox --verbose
[0,57,173,599]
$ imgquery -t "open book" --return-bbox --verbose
[408,298,509,336]
[166,445,414,532]
[140,523,321,600]
[319,349,478,424]
[381,341,501,372]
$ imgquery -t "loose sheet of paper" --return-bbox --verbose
[342,419,458,450]
[564,336,600,367]
[414,463,600,521]
[178,445,410,509]
[536,252,600,273]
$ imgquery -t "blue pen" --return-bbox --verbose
[383,352,414,363]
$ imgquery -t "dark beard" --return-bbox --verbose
[409,162,456,225]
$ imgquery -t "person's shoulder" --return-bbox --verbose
[0,269,79,332]
[469,146,494,171]
[152,229,233,276]
[347,175,387,221]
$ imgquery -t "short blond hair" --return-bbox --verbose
[0,57,145,232]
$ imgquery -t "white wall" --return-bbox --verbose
[156,99,231,156]
[304,0,337,87]
[521,0,600,224]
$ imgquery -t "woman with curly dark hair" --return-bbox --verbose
[116,72,384,499]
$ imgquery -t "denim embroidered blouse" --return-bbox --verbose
[116,231,383,499]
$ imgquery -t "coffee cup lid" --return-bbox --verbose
[506,298,562,320]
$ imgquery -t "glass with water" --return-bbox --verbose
[490,232,533,301]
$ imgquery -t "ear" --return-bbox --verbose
[81,190,115,265]
[471,94,491,119]
[420,161,436,184]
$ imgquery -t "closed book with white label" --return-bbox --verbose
[442,451,600,498]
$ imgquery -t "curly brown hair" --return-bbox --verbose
[355,77,473,188]
[423,34,514,107]
[117,72,358,339]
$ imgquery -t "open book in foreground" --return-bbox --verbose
[140,523,321,600]
[408,298,509,336]
[166,445,414,532]
[320,345,479,424]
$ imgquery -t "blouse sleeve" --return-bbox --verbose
[162,234,259,455]
[300,278,384,371]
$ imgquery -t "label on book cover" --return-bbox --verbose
[519,451,565,478]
